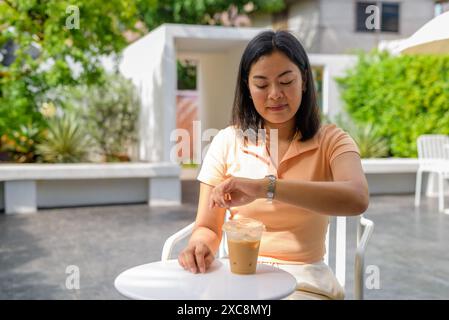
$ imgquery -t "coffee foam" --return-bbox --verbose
[222,218,265,241]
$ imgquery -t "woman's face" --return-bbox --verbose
[247,50,304,127]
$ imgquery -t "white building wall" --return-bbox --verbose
[252,0,436,54]
[37,179,148,207]
[319,0,435,54]
[198,53,235,132]
[288,0,321,52]
[119,25,362,164]
[0,183,4,211]
[120,27,177,163]
[308,54,357,118]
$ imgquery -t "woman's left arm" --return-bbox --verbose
[210,152,369,216]
[272,152,369,215]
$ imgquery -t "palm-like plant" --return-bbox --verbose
[52,73,140,162]
[36,115,92,163]
[350,124,390,158]
[334,114,390,158]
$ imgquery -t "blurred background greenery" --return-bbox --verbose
[1,1,448,162]
[0,0,284,163]
[337,51,449,158]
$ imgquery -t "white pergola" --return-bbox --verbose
[119,24,356,163]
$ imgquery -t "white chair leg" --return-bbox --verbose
[415,170,423,207]
[438,172,444,212]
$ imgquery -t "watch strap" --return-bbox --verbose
[265,175,276,202]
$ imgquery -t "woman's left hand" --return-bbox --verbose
[209,177,266,209]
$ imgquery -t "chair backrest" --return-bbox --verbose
[417,134,449,160]
[325,216,347,287]
[219,211,348,288]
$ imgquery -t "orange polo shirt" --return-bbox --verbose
[197,124,360,264]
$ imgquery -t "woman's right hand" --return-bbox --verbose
[178,242,215,274]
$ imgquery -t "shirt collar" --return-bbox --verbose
[238,127,319,164]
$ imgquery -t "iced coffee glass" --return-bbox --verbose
[222,218,265,275]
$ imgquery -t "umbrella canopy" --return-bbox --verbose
[398,11,449,54]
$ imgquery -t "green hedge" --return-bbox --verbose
[337,51,449,157]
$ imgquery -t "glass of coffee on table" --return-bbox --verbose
[222,218,265,275]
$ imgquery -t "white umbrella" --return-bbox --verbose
[397,11,449,54]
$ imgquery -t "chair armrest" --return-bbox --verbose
[354,216,374,300]
[161,222,195,261]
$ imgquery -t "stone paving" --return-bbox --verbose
[1,181,448,299]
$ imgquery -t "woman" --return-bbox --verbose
[178,30,369,300]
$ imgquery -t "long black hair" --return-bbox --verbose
[231,30,320,141]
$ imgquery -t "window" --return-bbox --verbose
[356,1,400,33]
[381,3,400,32]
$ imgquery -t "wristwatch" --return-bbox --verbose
[265,174,276,202]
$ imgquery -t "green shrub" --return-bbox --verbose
[36,115,91,163]
[337,51,449,157]
[177,60,197,90]
[55,73,140,162]
[322,113,389,158]
[333,114,389,158]
[0,0,141,162]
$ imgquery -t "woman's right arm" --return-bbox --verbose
[178,182,227,274]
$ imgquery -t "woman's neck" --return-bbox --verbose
[263,119,296,142]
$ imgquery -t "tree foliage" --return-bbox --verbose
[135,0,285,30]
[0,0,285,161]
[0,0,140,137]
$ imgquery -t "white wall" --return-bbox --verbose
[36,179,148,208]
[366,173,416,194]
[120,27,177,162]
[198,54,234,132]
[308,54,357,118]
[197,46,246,133]
[121,25,265,163]
[288,0,321,52]
[0,182,3,211]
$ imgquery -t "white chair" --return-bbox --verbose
[414,134,449,213]
[161,212,374,300]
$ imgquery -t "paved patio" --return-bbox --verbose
[1,180,448,300]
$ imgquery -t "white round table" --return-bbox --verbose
[114,259,297,300]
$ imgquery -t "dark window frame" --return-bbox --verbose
[381,2,400,33]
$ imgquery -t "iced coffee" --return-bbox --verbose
[222,218,265,275]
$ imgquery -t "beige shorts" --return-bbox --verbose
[258,258,345,300]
